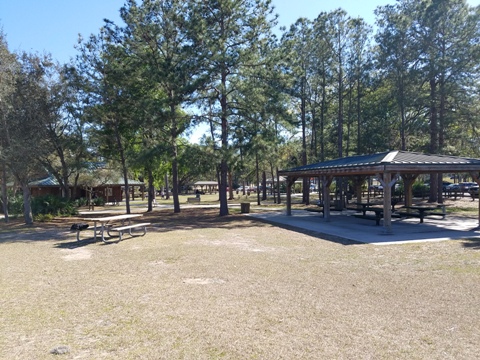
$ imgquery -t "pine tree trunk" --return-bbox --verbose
[219,71,229,216]
[147,168,154,212]
[21,182,33,225]
[165,173,170,200]
[1,162,9,223]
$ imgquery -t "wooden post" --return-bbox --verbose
[377,173,398,234]
[286,177,297,216]
[321,176,333,221]
[352,176,366,203]
[379,173,391,233]
[401,174,417,211]
[470,172,480,226]
[286,180,292,216]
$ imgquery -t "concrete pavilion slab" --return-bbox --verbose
[248,209,480,245]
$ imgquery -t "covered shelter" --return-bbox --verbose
[27,175,144,204]
[278,151,480,233]
[194,181,219,194]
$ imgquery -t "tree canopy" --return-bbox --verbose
[2,0,480,222]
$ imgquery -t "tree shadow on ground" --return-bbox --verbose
[54,236,100,249]
[461,238,480,250]
[1,207,358,246]
[1,208,277,245]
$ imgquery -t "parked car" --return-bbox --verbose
[446,183,460,191]
[459,182,477,192]
[442,181,452,190]
[423,181,452,191]
[468,185,479,198]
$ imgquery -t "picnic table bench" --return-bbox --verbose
[108,222,151,241]
[349,204,403,226]
[187,197,200,204]
[316,201,338,216]
[396,205,447,223]
[346,198,402,215]
[73,214,147,242]
[424,205,447,218]
[351,206,384,225]
[346,202,377,215]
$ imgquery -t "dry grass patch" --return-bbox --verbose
[1,208,480,359]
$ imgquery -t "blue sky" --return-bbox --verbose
[3,0,478,64]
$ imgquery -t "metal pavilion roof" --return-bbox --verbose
[29,177,60,187]
[28,175,144,187]
[278,151,480,177]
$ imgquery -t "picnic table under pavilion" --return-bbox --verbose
[278,150,480,234]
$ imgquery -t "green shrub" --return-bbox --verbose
[93,197,105,206]
[394,183,404,196]
[31,194,78,217]
[34,213,55,222]
[74,197,88,207]
[412,182,429,197]
[1,193,79,218]
[412,182,428,191]
[7,193,24,215]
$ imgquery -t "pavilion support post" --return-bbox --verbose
[321,175,333,221]
[352,176,366,202]
[286,177,297,216]
[377,173,398,234]
[401,174,417,211]
[470,172,480,226]
[378,174,391,233]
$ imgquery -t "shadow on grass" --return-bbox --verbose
[462,238,480,250]
[0,208,279,245]
[1,207,358,246]
[54,236,99,249]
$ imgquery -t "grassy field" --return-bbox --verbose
[1,201,480,359]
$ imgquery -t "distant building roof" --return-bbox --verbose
[194,181,218,186]
[28,175,144,187]
[29,177,59,187]
[99,177,144,186]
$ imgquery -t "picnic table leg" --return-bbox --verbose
[107,223,113,237]
[92,221,98,241]
[126,219,133,236]
[118,219,130,241]
[100,222,107,242]
[119,219,131,241]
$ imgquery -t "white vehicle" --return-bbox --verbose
[237,186,250,192]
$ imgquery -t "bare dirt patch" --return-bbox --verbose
[60,248,93,261]
[1,207,480,359]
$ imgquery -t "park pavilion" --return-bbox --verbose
[278,151,480,233]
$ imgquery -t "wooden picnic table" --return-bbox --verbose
[81,214,143,242]
[346,202,376,215]
[363,206,384,225]
[400,205,442,223]
[348,204,384,225]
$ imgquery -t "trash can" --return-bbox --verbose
[241,202,250,213]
